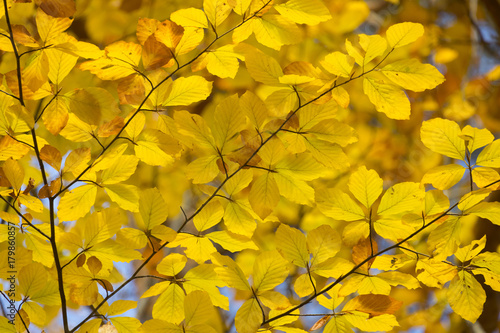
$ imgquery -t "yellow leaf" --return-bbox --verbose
[3,157,24,190]
[377,182,424,217]
[343,294,403,316]
[211,252,251,291]
[331,86,350,108]
[305,138,350,170]
[45,47,78,85]
[18,263,47,297]
[171,8,208,28]
[374,218,415,242]
[455,236,486,263]
[169,233,217,264]
[244,48,284,85]
[175,27,205,56]
[294,273,315,297]
[162,76,212,106]
[135,137,176,167]
[154,20,184,50]
[138,188,168,231]
[59,113,94,142]
[65,87,119,126]
[320,51,354,77]
[424,190,450,216]
[307,225,341,266]
[386,22,424,48]
[42,97,69,135]
[476,139,500,168]
[457,188,491,212]
[152,284,185,323]
[101,155,139,185]
[316,188,365,221]
[381,59,445,92]
[19,194,44,212]
[461,125,494,154]
[207,230,258,252]
[421,164,466,190]
[447,270,485,323]
[157,253,187,276]
[233,0,252,16]
[194,201,224,232]
[212,94,246,152]
[322,315,351,333]
[253,250,289,292]
[185,155,220,184]
[109,317,141,333]
[249,173,280,219]
[276,223,309,268]
[23,50,49,92]
[235,298,262,333]
[466,201,500,225]
[36,8,73,43]
[377,271,420,289]
[204,45,244,79]
[348,166,383,209]
[184,290,214,327]
[204,0,233,28]
[363,76,411,120]
[252,15,302,50]
[344,312,399,332]
[274,0,331,25]
[358,34,387,67]
[104,183,139,212]
[274,172,314,206]
[223,200,256,237]
[427,216,461,259]
[58,184,96,221]
[63,147,90,177]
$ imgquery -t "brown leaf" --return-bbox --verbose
[98,116,125,138]
[343,294,403,317]
[35,0,76,17]
[309,315,332,331]
[87,256,102,276]
[76,253,86,267]
[97,279,114,292]
[142,35,172,71]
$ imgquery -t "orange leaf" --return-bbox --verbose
[352,238,378,271]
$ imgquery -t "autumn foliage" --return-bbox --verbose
[0,0,500,332]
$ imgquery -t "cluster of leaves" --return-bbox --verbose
[0,0,499,332]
